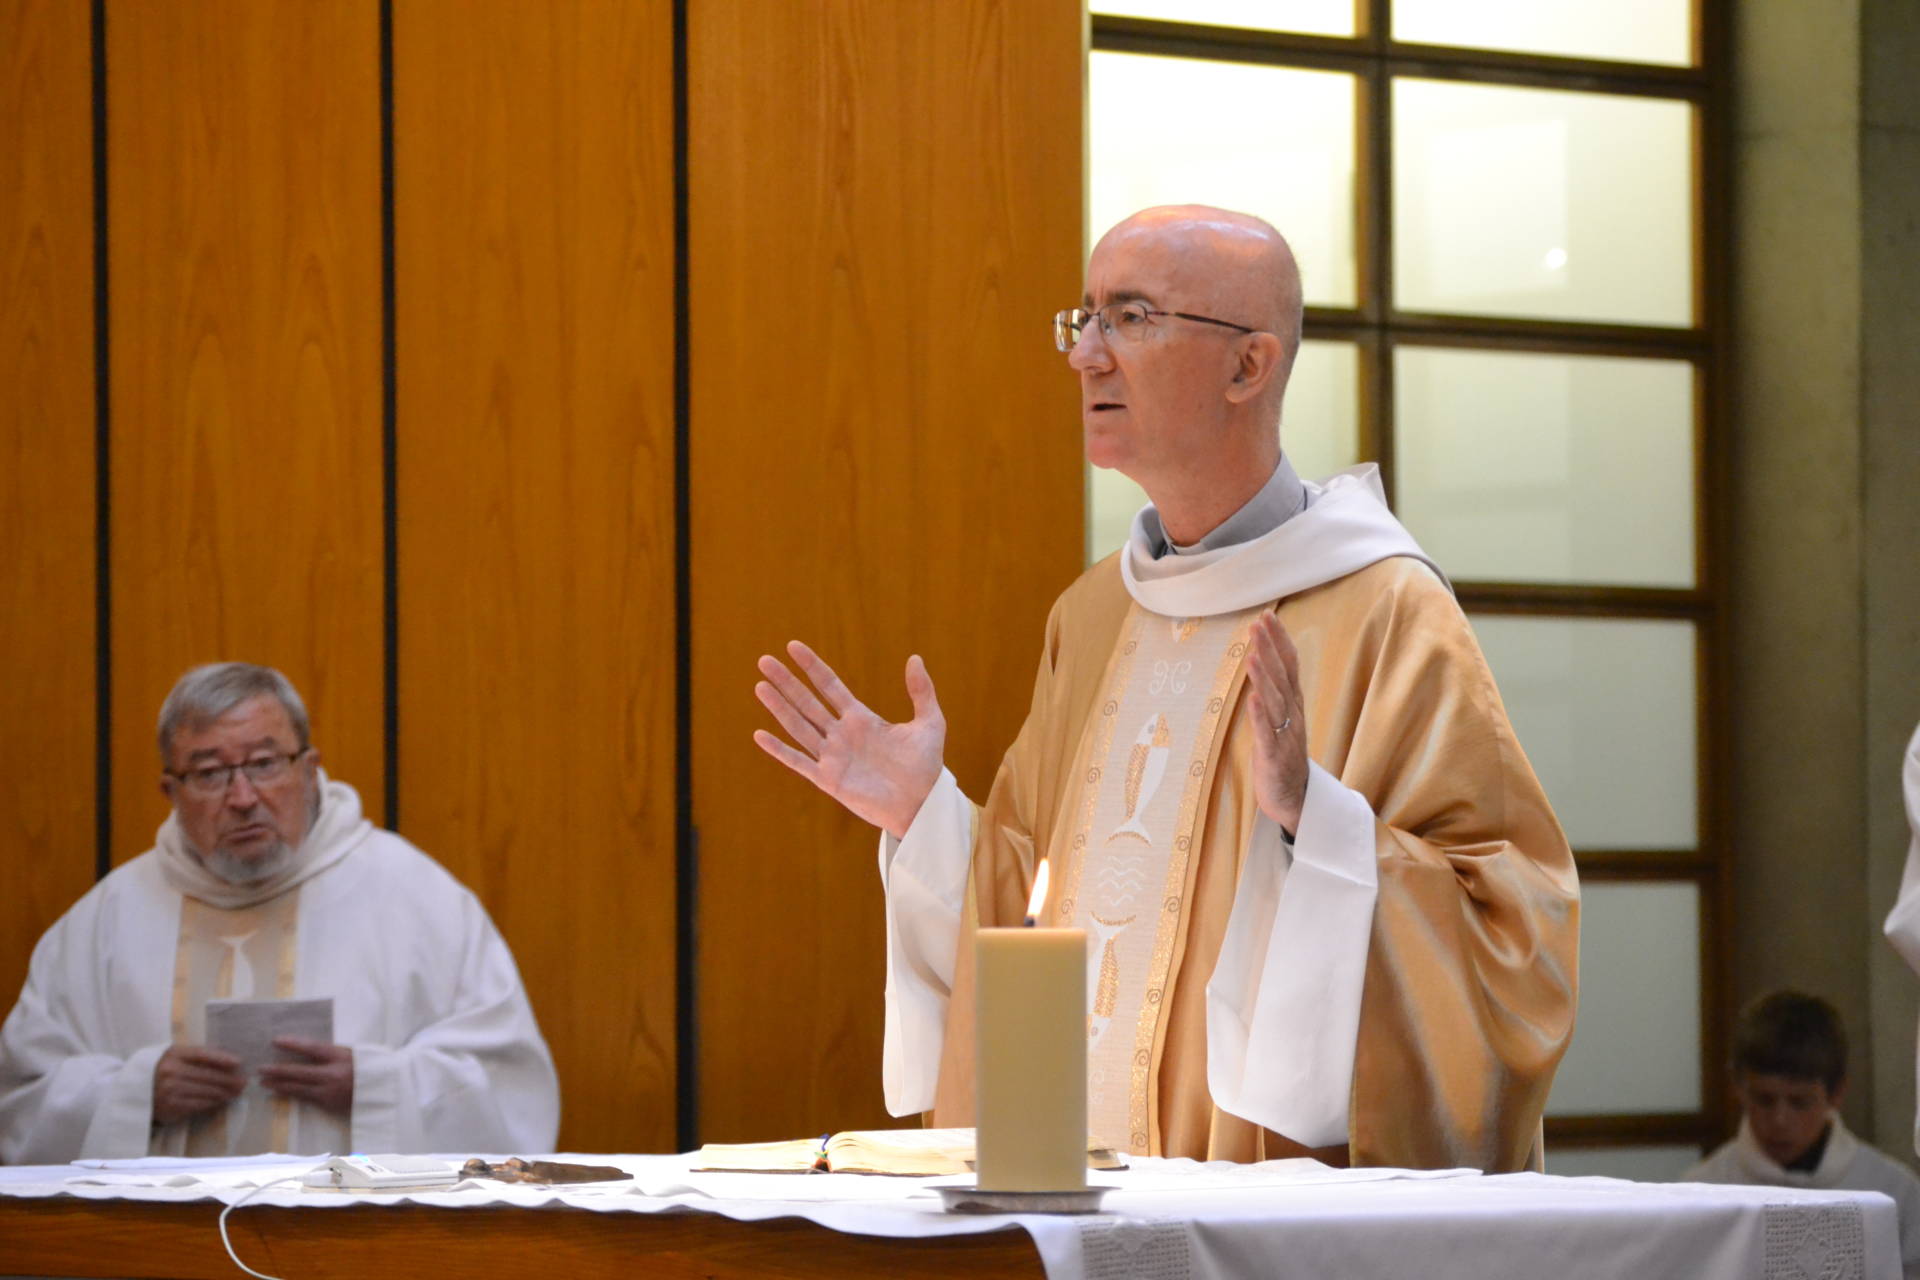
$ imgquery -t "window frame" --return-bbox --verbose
[1089,0,1731,1161]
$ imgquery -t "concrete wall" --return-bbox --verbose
[1858,0,1920,1166]
[1731,0,1920,1159]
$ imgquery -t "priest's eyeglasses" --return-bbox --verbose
[168,751,308,796]
[1053,301,1258,353]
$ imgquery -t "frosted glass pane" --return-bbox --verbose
[1281,341,1360,483]
[1548,882,1701,1114]
[1393,80,1693,326]
[1470,616,1696,849]
[1092,53,1356,308]
[1393,0,1692,67]
[1088,467,1147,565]
[1085,341,1360,563]
[1094,0,1356,37]
[1395,347,1696,587]
[1547,1145,1704,1181]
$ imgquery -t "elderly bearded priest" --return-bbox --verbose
[754,206,1578,1171]
[0,663,558,1162]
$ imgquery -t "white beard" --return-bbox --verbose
[199,839,297,886]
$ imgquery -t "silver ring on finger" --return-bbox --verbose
[1273,715,1291,737]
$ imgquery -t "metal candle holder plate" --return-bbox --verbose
[936,1184,1111,1214]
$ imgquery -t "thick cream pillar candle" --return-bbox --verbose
[974,860,1087,1191]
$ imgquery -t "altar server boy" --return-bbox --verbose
[1686,990,1920,1277]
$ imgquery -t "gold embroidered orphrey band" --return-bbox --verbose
[171,891,300,1154]
[1056,602,1259,1154]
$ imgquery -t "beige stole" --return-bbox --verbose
[1054,602,1261,1154]
[169,892,312,1155]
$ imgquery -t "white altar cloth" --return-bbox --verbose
[0,1153,1898,1280]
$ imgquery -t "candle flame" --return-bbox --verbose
[1025,859,1052,922]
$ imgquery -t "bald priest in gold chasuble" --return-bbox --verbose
[753,205,1577,1173]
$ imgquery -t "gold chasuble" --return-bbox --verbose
[928,469,1578,1172]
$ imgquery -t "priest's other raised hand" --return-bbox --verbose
[1245,612,1309,835]
[753,640,946,840]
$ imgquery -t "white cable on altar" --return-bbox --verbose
[217,1173,305,1280]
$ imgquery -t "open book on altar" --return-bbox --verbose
[689,1126,1125,1176]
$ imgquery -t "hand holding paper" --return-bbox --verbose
[202,998,349,1115]
[151,1046,246,1125]
[258,1036,354,1115]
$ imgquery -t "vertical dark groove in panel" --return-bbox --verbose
[1697,0,1732,1152]
[672,0,697,1154]
[91,0,110,880]
[380,0,399,831]
[1366,48,1395,500]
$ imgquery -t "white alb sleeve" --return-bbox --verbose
[0,896,167,1163]
[1883,725,1920,973]
[1883,723,1920,1158]
[74,1044,168,1159]
[1206,758,1377,1148]
[345,898,560,1157]
[878,767,975,1116]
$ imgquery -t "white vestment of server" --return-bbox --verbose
[0,779,558,1163]
[1687,1114,1920,1278]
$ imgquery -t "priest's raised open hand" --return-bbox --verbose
[1245,612,1310,835]
[753,640,946,840]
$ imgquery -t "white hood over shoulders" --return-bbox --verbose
[1121,464,1444,617]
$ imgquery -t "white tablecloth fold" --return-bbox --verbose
[0,1154,1897,1280]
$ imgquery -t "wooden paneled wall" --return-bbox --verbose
[106,1,388,857]
[689,2,1085,1141]
[0,0,1080,1154]
[0,0,95,1015]
[394,0,678,1154]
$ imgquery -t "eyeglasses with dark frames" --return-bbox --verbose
[167,749,310,797]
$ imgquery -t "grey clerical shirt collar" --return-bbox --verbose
[1142,454,1309,559]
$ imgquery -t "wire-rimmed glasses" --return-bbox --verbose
[1053,301,1258,353]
